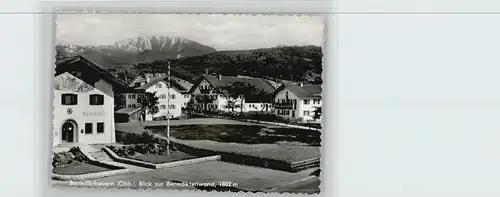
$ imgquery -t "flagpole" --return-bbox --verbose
[167,60,171,153]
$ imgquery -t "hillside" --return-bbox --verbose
[131,45,323,84]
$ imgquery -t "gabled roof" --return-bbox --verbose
[132,75,189,93]
[55,55,135,93]
[275,83,322,99]
[115,107,142,115]
[170,76,194,91]
[189,75,276,94]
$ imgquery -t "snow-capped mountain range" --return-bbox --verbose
[106,36,195,53]
[56,36,217,68]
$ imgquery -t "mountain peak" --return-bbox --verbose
[104,36,200,53]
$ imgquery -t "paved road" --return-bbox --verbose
[53,161,320,193]
[269,177,321,194]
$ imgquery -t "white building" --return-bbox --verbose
[53,55,134,147]
[124,75,193,121]
[188,75,275,112]
[274,83,322,123]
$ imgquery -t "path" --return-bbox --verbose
[142,118,273,127]
[80,144,152,173]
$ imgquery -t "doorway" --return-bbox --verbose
[61,120,77,143]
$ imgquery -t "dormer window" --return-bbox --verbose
[89,94,104,105]
[61,94,77,105]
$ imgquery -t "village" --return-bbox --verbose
[51,54,322,193]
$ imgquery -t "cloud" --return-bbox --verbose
[56,14,324,50]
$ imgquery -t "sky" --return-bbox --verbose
[56,14,324,50]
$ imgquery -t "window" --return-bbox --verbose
[313,99,320,104]
[184,94,190,98]
[156,84,162,88]
[303,111,310,116]
[85,123,93,134]
[169,105,176,109]
[160,94,167,99]
[97,122,104,133]
[128,104,131,108]
[303,100,310,105]
[184,102,188,106]
[170,94,176,99]
[131,94,136,99]
[89,94,104,105]
[61,94,77,105]
[134,82,141,87]
[160,105,166,109]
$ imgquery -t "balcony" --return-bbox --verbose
[274,102,294,109]
[199,89,210,94]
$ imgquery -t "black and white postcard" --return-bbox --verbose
[51,14,324,194]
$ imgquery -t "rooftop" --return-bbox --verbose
[132,75,190,93]
[115,107,142,115]
[198,75,276,94]
[55,55,135,92]
[277,83,322,99]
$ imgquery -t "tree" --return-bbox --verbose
[221,82,261,114]
[114,93,126,111]
[137,92,159,120]
[116,71,134,85]
[192,95,216,112]
[312,106,322,120]
[225,99,237,112]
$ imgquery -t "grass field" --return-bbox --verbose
[128,151,197,164]
[153,124,321,146]
[52,163,113,175]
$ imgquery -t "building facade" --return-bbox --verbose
[188,75,275,113]
[124,75,192,120]
[53,56,134,146]
[274,83,322,123]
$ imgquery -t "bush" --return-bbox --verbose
[108,142,178,158]
[52,148,89,168]
[69,147,88,162]
[118,131,161,144]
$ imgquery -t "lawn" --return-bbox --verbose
[151,124,321,146]
[52,163,113,175]
[128,151,197,164]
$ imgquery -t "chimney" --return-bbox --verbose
[205,68,208,75]
[218,74,222,80]
[299,82,303,87]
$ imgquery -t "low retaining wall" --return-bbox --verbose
[103,147,220,169]
[102,147,157,169]
[188,113,321,131]
[244,119,321,131]
[156,155,221,168]
[170,141,297,172]
[52,169,132,181]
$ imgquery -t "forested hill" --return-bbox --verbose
[128,45,323,84]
